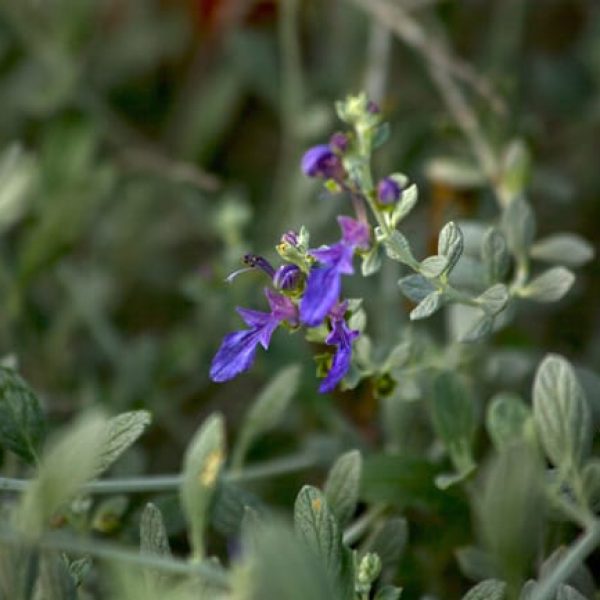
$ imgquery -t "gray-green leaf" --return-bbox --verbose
[501,197,536,257]
[381,231,418,268]
[486,393,532,451]
[533,354,592,469]
[438,221,464,273]
[410,291,444,320]
[530,234,594,267]
[0,367,45,464]
[476,284,509,316]
[398,274,435,302]
[481,228,510,283]
[390,183,418,227]
[95,410,152,476]
[419,255,448,278]
[361,244,382,276]
[324,450,362,528]
[231,365,300,469]
[180,413,226,559]
[519,267,575,303]
[462,579,507,600]
[140,503,171,557]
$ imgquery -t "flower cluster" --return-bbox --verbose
[210,93,407,393]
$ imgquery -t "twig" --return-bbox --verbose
[349,0,506,115]
[529,520,600,600]
[0,527,230,586]
[0,450,319,495]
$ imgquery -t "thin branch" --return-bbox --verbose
[0,450,319,495]
[0,527,230,586]
[349,0,506,115]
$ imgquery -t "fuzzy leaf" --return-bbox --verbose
[0,367,45,464]
[462,579,507,600]
[390,183,418,226]
[476,284,509,315]
[140,503,171,557]
[438,221,464,273]
[530,234,594,267]
[459,312,494,343]
[419,255,448,278]
[410,291,444,320]
[486,393,532,451]
[398,274,435,302]
[361,244,382,276]
[324,450,362,527]
[95,410,152,476]
[533,354,591,469]
[381,230,417,267]
[232,365,300,469]
[501,197,536,257]
[481,228,510,283]
[520,267,575,302]
[180,413,226,559]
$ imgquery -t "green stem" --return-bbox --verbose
[0,451,318,495]
[0,527,230,587]
[529,520,600,600]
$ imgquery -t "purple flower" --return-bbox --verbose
[210,289,297,383]
[319,303,359,393]
[300,216,370,327]
[301,145,345,180]
[273,264,302,291]
[377,177,402,204]
[329,132,349,154]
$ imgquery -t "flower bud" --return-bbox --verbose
[273,264,302,291]
[329,131,349,154]
[301,144,345,181]
[377,177,403,204]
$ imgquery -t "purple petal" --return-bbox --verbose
[310,243,354,274]
[377,177,402,205]
[300,265,341,327]
[236,307,273,329]
[209,329,264,382]
[265,288,297,322]
[301,145,344,179]
[319,343,352,393]
[337,216,370,250]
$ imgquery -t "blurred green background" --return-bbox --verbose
[0,0,598,493]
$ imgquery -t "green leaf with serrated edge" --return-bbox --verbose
[140,503,171,557]
[361,244,382,276]
[501,197,536,257]
[530,234,594,267]
[481,228,510,283]
[374,586,403,600]
[95,410,151,476]
[0,367,45,464]
[462,579,507,600]
[486,393,532,451]
[519,267,575,302]
[180,413,225,559]
[398,274,435,302]
[476,284,509,315]
[294,486,341,573]
[17,412,107,536]
[410,291,444,320]
[390,183,418,226]
[431,372,476,476]
[324,450,362,528]
[381,230,418,267]
[455,546,495,582]
[582,459,600,510]
[438,221,464,273]
[231,365,299,469]
[459,313,493,343]
[362,518,408,583]
[533,354,592,469]
[419,255,448,278]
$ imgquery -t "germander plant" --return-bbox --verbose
[0,94,598,600]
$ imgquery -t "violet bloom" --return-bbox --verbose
[377,177,402,204]
[273,264,301,291]
[300,216,370,327]
[319,303,359,393]
[210,289,297,382]
[301,144,345,181]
